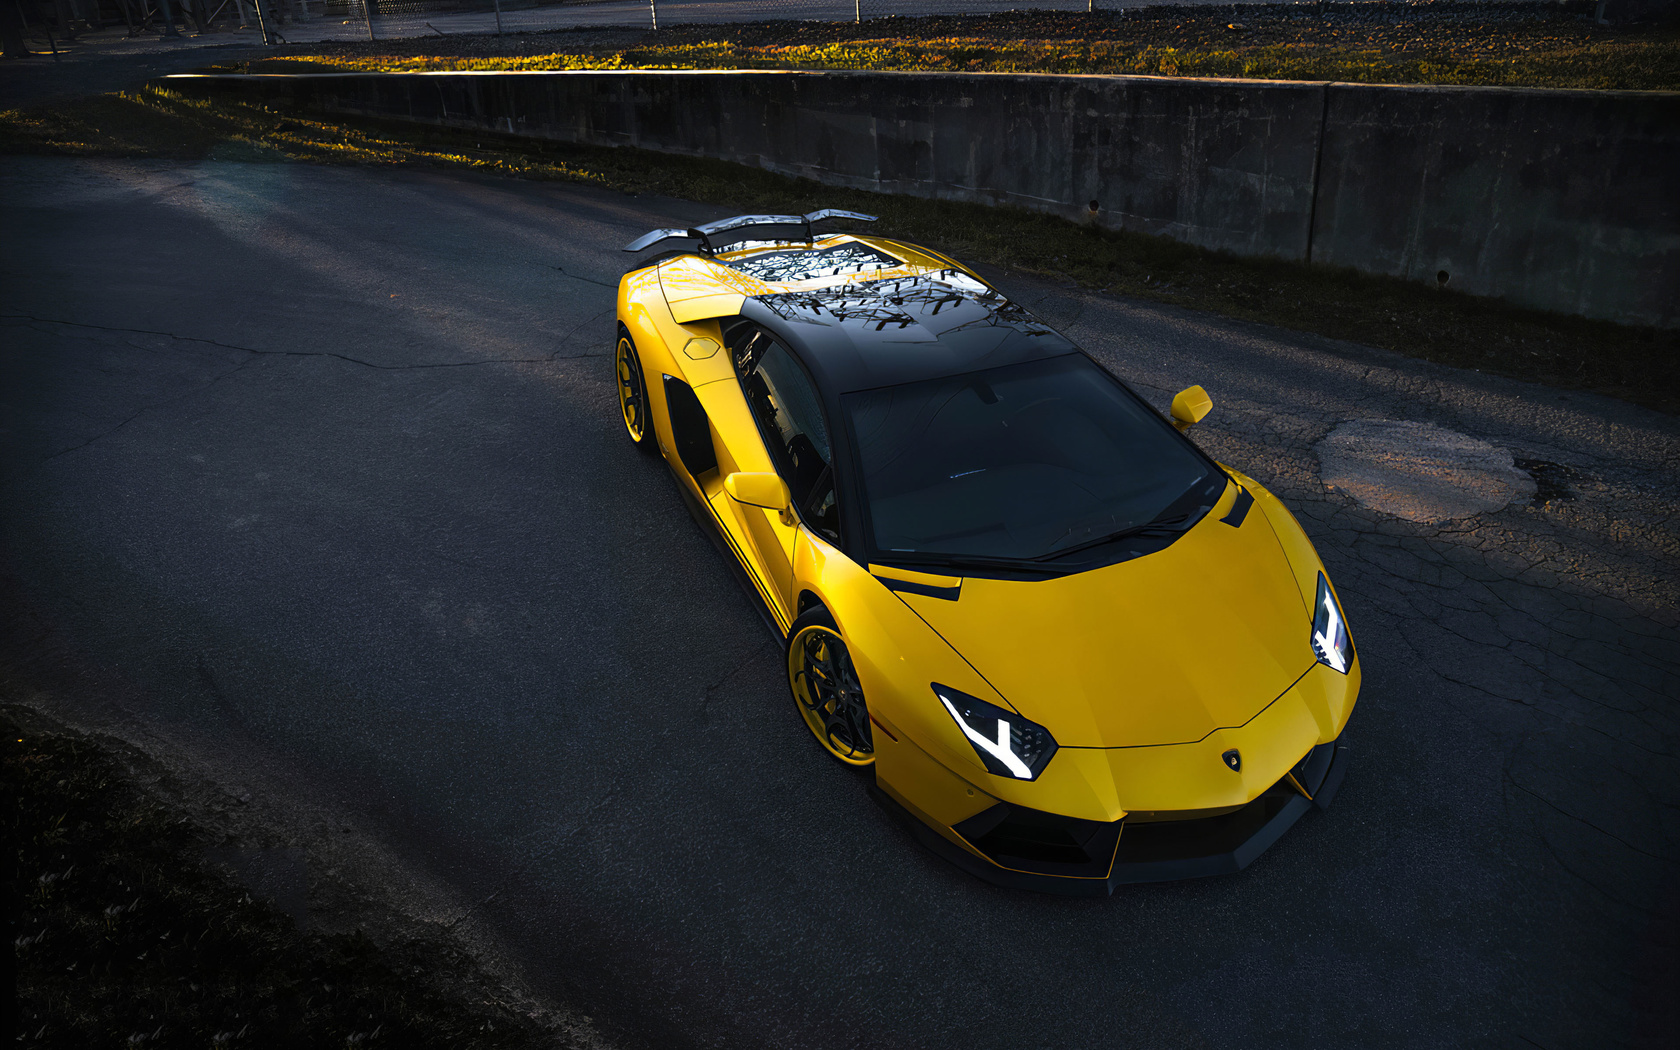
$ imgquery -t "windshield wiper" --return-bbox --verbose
[1031,477,1217,562]
[1028,513,1199,563]
[874,553,1064,575]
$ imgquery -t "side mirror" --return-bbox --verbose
[725,472,796,526]
[1170,385,1213,432]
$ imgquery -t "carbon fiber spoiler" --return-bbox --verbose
[623,209,877,254]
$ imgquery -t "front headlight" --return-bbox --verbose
[934,684,1058,781]
[1311,572,1354,674]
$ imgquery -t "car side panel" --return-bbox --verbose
[625,264,811,634]
[689,374,796,631]
[738,502,797,626]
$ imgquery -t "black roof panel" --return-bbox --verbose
[740,272,1077,395]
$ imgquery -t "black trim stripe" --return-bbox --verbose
[874,575,961,602]
[1221,486,1254,528]
[666,463,787,641]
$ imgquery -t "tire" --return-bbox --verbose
[614,332,658,456]
[786,607,875,766]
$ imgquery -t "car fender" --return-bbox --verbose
[793,530,1128,824]
[619,268,739,476]
[1226,466,1325,612]
[1231,467,1360,741]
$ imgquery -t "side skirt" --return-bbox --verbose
[666,462,786,646]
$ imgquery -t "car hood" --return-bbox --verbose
[886,489,1315,748]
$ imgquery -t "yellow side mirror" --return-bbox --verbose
[725,472,796,525]
[1170,385,1213,432]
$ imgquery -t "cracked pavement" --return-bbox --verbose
[2,155,1675,1050]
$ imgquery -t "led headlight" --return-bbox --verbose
[934,684,1058,781]
[1311,572,1354,674]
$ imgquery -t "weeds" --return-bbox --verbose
[226,26,1680,92]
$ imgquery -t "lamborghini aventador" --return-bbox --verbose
[613,210,1359,894]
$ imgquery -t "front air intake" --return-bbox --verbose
[954,804,1123,879]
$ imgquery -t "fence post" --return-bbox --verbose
[362,0,374,40]
[493,0,501,34]
[0,0,25,57]
[252,0,272,44]
[854,0,859,23]
[648,0,656,30]
[51,0,75,37]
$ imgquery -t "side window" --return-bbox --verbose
[729,326,841,542]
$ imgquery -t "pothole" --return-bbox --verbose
[1513,458,1580,505]
[1315,419,1536,523]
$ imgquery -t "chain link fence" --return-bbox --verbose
[14,0,1268,48]
[345,1,1133,43]
[303,0,1160,44]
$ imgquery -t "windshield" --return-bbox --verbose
[844,354,1223,565]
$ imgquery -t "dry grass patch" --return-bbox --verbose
[236,35,1680,91]
[222,6,1680,91]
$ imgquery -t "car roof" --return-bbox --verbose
[740,272,1078,396]
[656,234,1079,395]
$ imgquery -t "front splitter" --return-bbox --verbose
[871,743,1349,896]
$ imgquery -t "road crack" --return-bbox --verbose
[549,264,617,289]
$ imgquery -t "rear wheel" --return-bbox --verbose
[615,333,657,455]
[787,608,874,766]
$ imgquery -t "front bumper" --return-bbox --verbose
[874,740,1348,896]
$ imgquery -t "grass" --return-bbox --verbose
[233,35,1680,92]
[6,710,556,1048]
[1,84,1674,413]
[213,7,1680,93]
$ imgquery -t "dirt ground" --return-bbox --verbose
[6,700,604,1048]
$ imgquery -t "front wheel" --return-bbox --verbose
[615,333,658,456]
[787,608,874,766]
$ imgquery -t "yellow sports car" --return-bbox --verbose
[616,211,1359,894]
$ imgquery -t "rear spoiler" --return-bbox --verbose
[624,209,877,254]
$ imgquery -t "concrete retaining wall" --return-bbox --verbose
[1312,83,1678,325]
[175,70,1680,327]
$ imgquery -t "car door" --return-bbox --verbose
[726,325,842,626]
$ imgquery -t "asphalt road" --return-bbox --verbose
[3,156,1676,1050]
[0,31,268,108]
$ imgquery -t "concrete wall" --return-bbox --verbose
[1312,83,1679,326]
[176,70,1680,327]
